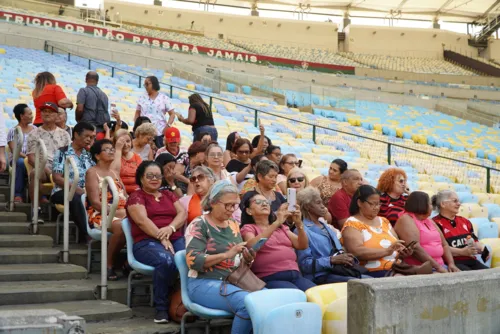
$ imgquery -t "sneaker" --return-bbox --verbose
[154,310,169,324]
[14,196,23,203]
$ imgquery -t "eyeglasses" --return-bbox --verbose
[208,153,223,158]
[190,174,207,183]
[237,150,250,155]
[364,200,381,208]
[102,147,116,154]
[285,161,300,166]
[145,173,162,180]
[251,199,270,206]
[289,177,305,183]
[398,178,406,184]
[218,201,240,211]
[444,199,461,204]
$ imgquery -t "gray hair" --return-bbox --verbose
[255,160,279,183]
[431,190,455,212]
[297,186,322,221]
[341,169,360,181]
[205,143,223,155]
[201,180,238,211]
[192,165,216,183]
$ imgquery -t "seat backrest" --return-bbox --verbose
[81,194,92,236]
[174,250,194,311]
[121,218,137,266]
[305,283,348,315]
[259,302,322,334]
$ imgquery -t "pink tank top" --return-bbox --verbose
[404,212,445,266]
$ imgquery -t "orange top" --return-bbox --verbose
[121,153,142,194]
[33,84,67,124]
[341,216,398,272]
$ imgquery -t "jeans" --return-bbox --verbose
[193,125,218,142]
[261,270,316,291]
[12,158,27,198]
[188,277,252,334]
[455,259,488,271]
[51,191,86,242]
[133,237,185,312]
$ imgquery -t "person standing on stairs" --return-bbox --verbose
[76,71,110,135]
[51,122,96,243]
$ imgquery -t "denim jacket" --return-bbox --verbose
[295,218,343,280]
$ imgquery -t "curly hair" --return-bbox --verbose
[134,122,157,138]
[376,168,407,194]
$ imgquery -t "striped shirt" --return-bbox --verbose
[379,193,407,226]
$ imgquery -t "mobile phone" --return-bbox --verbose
[287,188,297,211]
[252,238,268,252]
[298,159,303,168]
[481,247,490,262]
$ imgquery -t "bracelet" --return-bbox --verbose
[170,225,176,233]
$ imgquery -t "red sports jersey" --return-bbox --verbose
[432,214,478,261]
[379,193,407,226]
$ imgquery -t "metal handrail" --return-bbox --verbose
[8,127,23,212]
[31,139,47,234]
[99,176,119,300]
[62,156,79,263]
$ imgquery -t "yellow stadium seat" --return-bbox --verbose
[322,297,347,334]
[0,48,6,54]
[464,204,488,218]
[186,84,195,90]
[458,205,471,218]
[305,283,347,315]
[491,247,500,268]
[475,193,495,205]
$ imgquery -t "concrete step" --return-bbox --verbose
[0,186,10,201]
[0,202,32,220]
[0,247,87,265]
[0,300,132,322]
[0,194,6,202]
[0,211,28,222]
[0,263,87,282]
[0,234,53,248]
[0,221,78,238]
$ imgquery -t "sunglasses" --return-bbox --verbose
[251,199,270,206]
[289,177,305,183]
[190,174,207,183]
[145,173,162,180]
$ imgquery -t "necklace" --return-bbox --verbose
[143,189,161,202]
[256,185,275,202]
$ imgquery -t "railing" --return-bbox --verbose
[31,139,47,234]
[44,42,500,193]
[99,176,119,300]
[62,156,79,264]
[8,127,23,212]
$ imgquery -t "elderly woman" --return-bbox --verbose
[395,191,460,273]
[296,187,369,283]
[342,185,413,277]
[113,129,142,194]
[127,161,187,324]
[132,122,157,161]
[241,160,286,213]
[311,158,347,207]
[205,143,231,181]
[185,181,255,334]
[432,190,489,271]
[135,76,175,148]
[377,168,410,226]
[241,193,314,291]
[277,154,300,194]
[240,155,281,197]
[287,167,309,193]
[86,139,128,281]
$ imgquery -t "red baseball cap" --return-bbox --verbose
[164,127,181,143]
[40,102,60,113]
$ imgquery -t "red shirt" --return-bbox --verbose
[328,188,352,228]
[379,193,407,226]
[432,214,478,262]
[33,84,67,124]
[126,189,181,243]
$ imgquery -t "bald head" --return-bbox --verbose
[341,169,363,195]
[85,71,99,84]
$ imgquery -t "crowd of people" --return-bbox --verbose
[5,70,492,331]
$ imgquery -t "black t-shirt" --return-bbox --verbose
[226,159,249,173]
[191,103,214,131]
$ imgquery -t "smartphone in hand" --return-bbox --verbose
[252,238,268,252]
[287,188,297,212]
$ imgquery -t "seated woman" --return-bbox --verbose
[377,168,410,226]
[126,161,187,324]
[131,116,151,139]
[432,190,489,271]
[223,132,239,167]
[240,193,314,291]
[394,191,460,273]
[241,160,286,213]
[86,139,128,281]
[240,155,281,197]
[265,145,282,165]
[296,187,369,283]
[205,143,231,181]
[113,129,142,195]
[277,154,300,194]
[132,122,157,161]
[341,185,412,277]
[310,158,347,207]
[287,167,309,193]
[185,181,255,334]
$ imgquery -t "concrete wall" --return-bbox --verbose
[0,0,81,18]
[348,270,500,334]
[485,39,500,62]
[345,25,476,59]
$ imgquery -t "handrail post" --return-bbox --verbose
[100,176,119,300]
[487,167,491,194]
[51,46,54,55]
[254,109,258,128]
[31,140,47,235]
[387,143,392,165]
[312,125,316,144]
[62,157,79,263]
[111,67,115,78]
[209,96,213,113]
[169,85,173,99]
[9,127,23,212]
[138,76,142,88]
[68,52,71,62]
[88,59,91,70]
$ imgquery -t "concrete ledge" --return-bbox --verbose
[348,269,500,334]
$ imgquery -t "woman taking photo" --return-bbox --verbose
[127,161,187,324]
[32,71,73,126]
[377,168,410,226]
[185,181,255,334]
[132,123,157,161]
[176,93,217,142]
[241,193,314,291]
[342,185,412,277]
[135,76,175,148]
[113,129,142,194]
[277,154,300,194]
[311,158,347,206]
[394,191,460,273]
[85,139,128,281]
[432,190,489,271]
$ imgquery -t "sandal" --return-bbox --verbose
[107,268,119,281]
[122,263,143,279]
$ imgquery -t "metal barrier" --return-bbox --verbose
[99,176,119,300]
[62,156,79,264]
[30,139,47,235]
[8,127,23,212]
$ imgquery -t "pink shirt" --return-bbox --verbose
[403,212,445,266]
[241,224,299,278]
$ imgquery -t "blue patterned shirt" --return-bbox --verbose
[52,145,95,194]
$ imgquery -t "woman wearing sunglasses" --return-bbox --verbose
[286,167,309,193]
[126,160,187,323]
[277,154,301,194]
[376,168,410,226]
